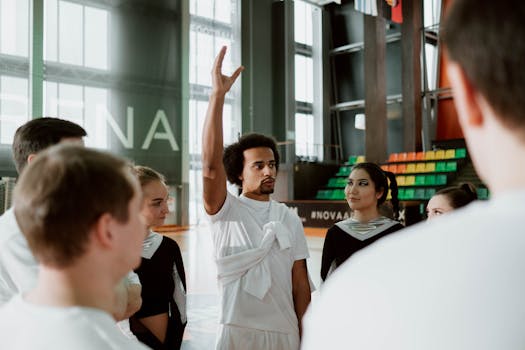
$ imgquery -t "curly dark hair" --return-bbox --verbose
[223,133,280,187]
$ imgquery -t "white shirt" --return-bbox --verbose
[302,190,525,350]
[208,192,309,348]
[0,208,38,305]
[0,295,150,349]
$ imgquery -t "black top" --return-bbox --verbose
[131,236,186,350]
[321,221,404,281]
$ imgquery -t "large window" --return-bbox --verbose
[0,0,29,57]
[188,0,241,224]
[43,0,111,150]
[44,0,109,70]
[44,81,109,148]
[294,0,322,161]
[0,0,30,145]
[0,76,28,144]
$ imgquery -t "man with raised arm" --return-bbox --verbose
[302,1,525,349]
[202,47,312,350]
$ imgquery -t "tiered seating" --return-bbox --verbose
[315,155,365,200]
[382,148,468,201]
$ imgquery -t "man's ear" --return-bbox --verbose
[447,62,484,128]
[27,153,37,165]
[92,213,114,249]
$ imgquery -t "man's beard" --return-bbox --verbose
[260,187,274,195]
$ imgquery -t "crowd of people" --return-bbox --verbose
[0,0,524,349]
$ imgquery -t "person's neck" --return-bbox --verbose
[242,191,270,202]
[351,208,381,223]
[26,263,117,314]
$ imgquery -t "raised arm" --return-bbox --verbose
[202,46,243,215]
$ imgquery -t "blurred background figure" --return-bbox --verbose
[426,183,477,220]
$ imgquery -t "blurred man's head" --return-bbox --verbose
[12,117,86,174]
[14,145,145,277]
[442,0,525,187]
[442,0,525,134]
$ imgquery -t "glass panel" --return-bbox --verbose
[0,0,29,57]
[44,0,58,61]
[58,1,83,65]
[425,43,438,90]
[215,0,231,24]
[295,113,314,157]
[57,83,83,126]
[191,0,214,19]
[85,6,108,70]
[84,86,108,149]
[294,0,312,46]
[43,80,58,117]
[295,54,313,103]
[423,0,442,28]
[0,76,28,144]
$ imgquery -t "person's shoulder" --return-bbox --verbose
[162,235,182,251]
[0,208,22,242]
[61,308,149,349]
[207,191,238,222]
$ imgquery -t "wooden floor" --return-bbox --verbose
[158,225,328,238]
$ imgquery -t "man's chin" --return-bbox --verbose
[260,188,274,195]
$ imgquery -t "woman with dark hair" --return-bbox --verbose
[426,182,478,219]
[320,162,404,281]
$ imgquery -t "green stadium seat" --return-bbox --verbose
[477,187,489,200]
[327,178,338,188]
[348,155,357,165]
[331,189,346,200]
[445,161,457,172]
[404,188,415,200]
[336,178,347,187]
[424,188,436,199]
[455,148,467,158]
[425,175,437,185]
[415,175,425,186]
[436,161,446,172]
[436,174,447,185]
[414,188,426,200]
[336,166,350,177]
[316,190,330,200]
[398,188,406,200]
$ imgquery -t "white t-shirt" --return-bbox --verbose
[302,190,525,350]
[208,193,309,334]
[0,208,38,305]
[0,295,150,349]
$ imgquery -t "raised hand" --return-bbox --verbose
[212,46,244,96]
